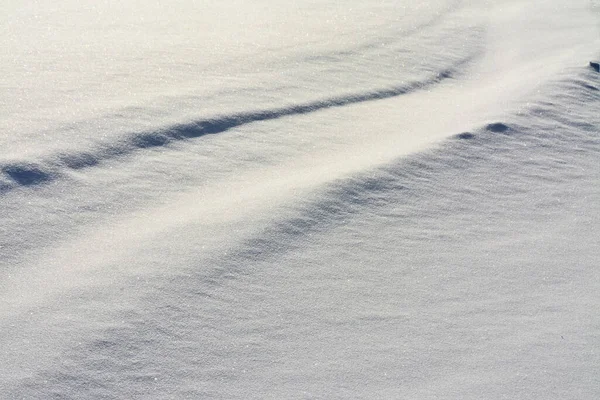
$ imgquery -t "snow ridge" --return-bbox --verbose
[0,54,477,194]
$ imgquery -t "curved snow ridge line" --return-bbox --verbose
[193,168,417,290]
[451,73,600,142]
[212,0,466,72]
[304,0,466,62]
[0,56,474,194]
[197,122,532,289]
[194,106,598,290]
[199,70,600,286]
[183,133,481,289]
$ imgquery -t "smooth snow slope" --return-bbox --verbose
[1,0,599,398]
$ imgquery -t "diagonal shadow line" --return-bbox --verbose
[0,57,471,194]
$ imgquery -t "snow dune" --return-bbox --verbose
[1,0,599,398]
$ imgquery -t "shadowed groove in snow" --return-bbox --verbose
[3,71,600,400]
[199,170,410,288]
[1,163,57,186]
[204,133,599,289]
[186,71,600,289]
[455,132,476,140]
[0,55,475,193]
[485,122,512,134]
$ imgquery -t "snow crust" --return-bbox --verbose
[1,0,599,398]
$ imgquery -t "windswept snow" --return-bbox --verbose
[1,0,599,399]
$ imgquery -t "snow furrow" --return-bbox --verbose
[0,52,479,194]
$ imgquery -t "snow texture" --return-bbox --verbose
[1,0,599,398]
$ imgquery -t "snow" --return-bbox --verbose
[1,0,599,398]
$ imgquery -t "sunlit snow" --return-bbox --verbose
[1,0,599,398]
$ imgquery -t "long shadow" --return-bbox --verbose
[0,57,472,194]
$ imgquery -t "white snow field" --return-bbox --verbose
[1,0,599,398]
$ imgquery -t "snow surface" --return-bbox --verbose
[1,0,599,398]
